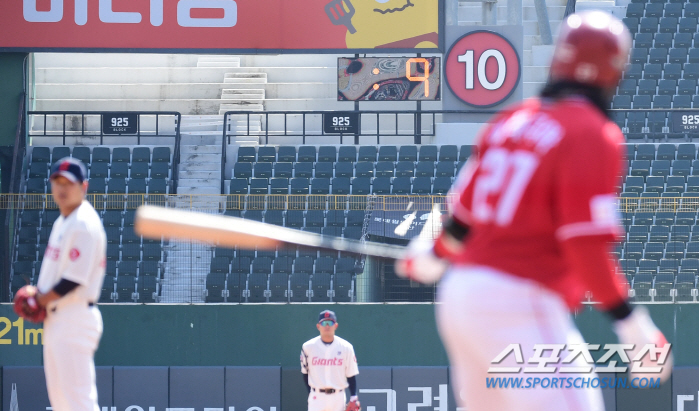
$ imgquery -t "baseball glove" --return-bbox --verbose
[345,400,361,411]
[13,285,46,323]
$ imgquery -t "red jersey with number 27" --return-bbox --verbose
[449,97,625,306]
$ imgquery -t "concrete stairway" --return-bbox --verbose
[159,239,210,303]
[158,114,228,303]
[34,53,249,114]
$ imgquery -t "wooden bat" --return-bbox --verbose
[134,205,407,260]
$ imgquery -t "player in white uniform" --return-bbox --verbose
[34,157,107,411]
[301,310,360,411]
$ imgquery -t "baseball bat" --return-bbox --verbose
[134,205,407,260]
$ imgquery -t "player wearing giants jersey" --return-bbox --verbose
[301,310,359,411]
[397,11,672,411]
[12,157,107,411]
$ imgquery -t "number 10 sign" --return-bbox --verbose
[445,30,521,108]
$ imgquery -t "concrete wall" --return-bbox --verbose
[0,304,695,368]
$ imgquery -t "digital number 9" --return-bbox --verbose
[406,58,430,98]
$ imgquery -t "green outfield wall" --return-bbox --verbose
[0,303,696,367]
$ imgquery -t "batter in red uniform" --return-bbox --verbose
[397,10,672,411]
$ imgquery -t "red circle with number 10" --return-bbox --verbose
[445,31,521,108]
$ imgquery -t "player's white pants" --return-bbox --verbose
[436,265,605,411]
[43,303,103,411]
[308,389,346,411]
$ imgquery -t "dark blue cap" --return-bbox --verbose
[50,157,87,183]
[318,310,337,323]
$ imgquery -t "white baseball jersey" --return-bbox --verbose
[301,335,359,390]
[36,200,107,308]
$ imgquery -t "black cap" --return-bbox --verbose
[318,310,337,323]
[50,157,87,183]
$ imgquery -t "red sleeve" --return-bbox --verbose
[554,119,627,309]
[449,123,489,224]
[561,237,628,310]
[554,121,625,242]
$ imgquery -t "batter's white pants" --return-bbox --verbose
[436,265,605,411]
[308,389,346,411]
[43,303,103,411]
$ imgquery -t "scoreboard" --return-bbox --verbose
[338,57,441,101]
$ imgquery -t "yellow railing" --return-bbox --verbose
[1,194,697,213]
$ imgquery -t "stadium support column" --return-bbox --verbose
[508,0,523,26]
[534,0,553,45]
[415,53,422,145]
[482,0,498,25]
[0,52,28,302]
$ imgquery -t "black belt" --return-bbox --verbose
[51,302,95,312]
[313,388,342,394]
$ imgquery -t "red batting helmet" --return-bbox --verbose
[549,10,631,89]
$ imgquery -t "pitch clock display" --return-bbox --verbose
[338,57,441,101]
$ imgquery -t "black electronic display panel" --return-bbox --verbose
[338,57,440,101]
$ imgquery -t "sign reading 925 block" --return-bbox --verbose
[671,112,699,133]
[323,112,359,134]
[102,113,138,135]
[445,31,521,108]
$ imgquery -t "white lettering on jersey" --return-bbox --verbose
[311,357,344,366]
[472,149,539,226]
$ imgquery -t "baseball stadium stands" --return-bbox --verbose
[617,0,699,139]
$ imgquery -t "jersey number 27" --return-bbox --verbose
[472,148,539,226]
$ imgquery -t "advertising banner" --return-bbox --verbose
[0,0,441,52]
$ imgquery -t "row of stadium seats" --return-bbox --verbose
[617,240,698,258]
[612,93,696,108]
[203,272,355,303]
[101,275,158,303]
[29,162,171,180]
[623,16,699,33]
[626,272,697,302]
[620,211,699,225]
[210,254,360,275]
[623,175,699,192]
[26,177,170,196]
[236,144,473,163]
[630,32,699,48]
[624,143,698,159]
[233,161,465,180]
[627,2,699,18]
[226,209,365,227]
[228,177,454,197]
[618,78,698,95]
[626,159,699,175]
[630,0,699,4]
[13,242,162,263]
[624,224,699,241]
[620,257,699,272]
[30,146,171,165]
